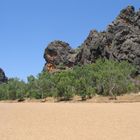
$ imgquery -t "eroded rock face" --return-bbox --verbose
[44,6,140,73]
[75,30,106,65]
[43,40,77,72]
[75,6,140,73]
[107,6,140,72]
[0,68,7,84]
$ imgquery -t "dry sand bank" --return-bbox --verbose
[0,103,140,140]
[1,93,140,103]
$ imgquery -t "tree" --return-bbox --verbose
[92,59,136,97]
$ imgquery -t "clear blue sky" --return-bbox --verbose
[0,0,139,80]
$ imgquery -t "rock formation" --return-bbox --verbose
[43,40,77,72]
[0,68,7,84]
[44,6,140,73]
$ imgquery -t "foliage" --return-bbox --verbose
[91,59,136,96]
[50,71,75,101]
[0,78,26,100]
[0,59,138,101]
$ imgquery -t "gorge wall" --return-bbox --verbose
[44,6,140,73]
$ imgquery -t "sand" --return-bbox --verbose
[0,103,140,140]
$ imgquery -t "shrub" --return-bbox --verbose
[0,78,26,100]
[0,59,137,101]
[92,59,136,96]
[52,71,75,101]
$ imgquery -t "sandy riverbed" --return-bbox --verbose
[0,103,140,140]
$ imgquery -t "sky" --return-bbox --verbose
[0,0,140,81]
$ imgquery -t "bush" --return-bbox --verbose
[92,59,136,96]
[0,59,138,101]
[0,78,26,100]
[52,71,75,101]
[73,65,96,100]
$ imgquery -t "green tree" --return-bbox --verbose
[92,59,136,97]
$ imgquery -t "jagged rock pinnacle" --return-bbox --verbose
[44,6,140,73]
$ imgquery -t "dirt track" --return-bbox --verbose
[0,103,140,140]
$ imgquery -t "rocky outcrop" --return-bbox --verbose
[43,40,77,72]
[44,6,140,73]
[0,68,7,84]
[107,6,140,73]
[75,6,140,73]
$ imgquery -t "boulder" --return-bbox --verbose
[43,40,77,72]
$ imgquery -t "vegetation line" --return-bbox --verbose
[0,59,139,102]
